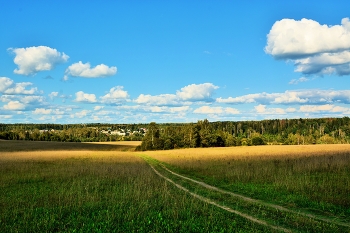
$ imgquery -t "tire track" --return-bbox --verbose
[146,161,292,233]
[159,163,350,229]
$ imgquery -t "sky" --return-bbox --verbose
[1,0,350,124]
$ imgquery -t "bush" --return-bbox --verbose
[252,136,265,146]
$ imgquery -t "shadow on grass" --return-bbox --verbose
[0,140,141,152]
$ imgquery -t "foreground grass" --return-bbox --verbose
[145,145,350,226]
[0,144,271,232]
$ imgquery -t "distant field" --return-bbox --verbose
[0,140,141,153]
[1,141,350,232]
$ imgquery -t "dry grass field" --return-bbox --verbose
[144,144,350,163]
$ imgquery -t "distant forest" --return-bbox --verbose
[1,117,350,151]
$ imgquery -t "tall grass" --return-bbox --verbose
[0,149,271,232]
[146,145,350,219]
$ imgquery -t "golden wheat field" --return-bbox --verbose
[144,144,350,164]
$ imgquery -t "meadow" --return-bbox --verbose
[145,145,350,232]
[1,141,272,232]
[1,140,350,232]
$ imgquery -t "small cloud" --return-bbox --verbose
[65,61,117,78]
[49,92,59,99]
[176,83,219,102]
[3,101,26,110]
[8,46,69,76]
[100,86,129,104]
[75,91,97,103]
[94,106,104,111]
[289,77,309,85]
[134,94,178,106]
[203,51,211,54]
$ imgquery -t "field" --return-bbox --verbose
[1,141,350,232]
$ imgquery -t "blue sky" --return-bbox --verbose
[1,0,350,123]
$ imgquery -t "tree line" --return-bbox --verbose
[1,117,350,150]
[0,123,146,142]
[136,117,350,150]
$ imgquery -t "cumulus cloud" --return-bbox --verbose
[265,17,350,75]
[176,83,219,101]
[254,104,286,115]
[100,86,129,104]
[3,101,26,110]
[75,91,97,103]
[0,77,38,95]
[9,46,69,75]
[134,94,178,106]
[65,61,117,78]
[134,83,219,106]
[217,90,350,105]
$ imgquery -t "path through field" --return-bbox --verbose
[146,160,292,233]
[141,155,350,232]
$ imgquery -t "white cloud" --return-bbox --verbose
[134,83,219,106]
[3,101,26,110]
[217,90,350,105]
[134,94,178,106]
[0,77,13,92]
[100,86,129,104]
[32,108,64,115]
[49,92,59,99]
[0,77,38,95]
[66,61,117,78]
[20,96,45,104]
[176,83,219,101]
[295,51,350,75]
[265,18,350,59]
[255,104,266,113]
[254,104,286,115]
[75,91,97,103]
[265,18,350,76]
[94,106,104,111]
[299,104,350,113]
[9,46,69,75]
[33,108,52,115]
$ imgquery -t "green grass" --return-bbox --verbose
[1,152,273,232]
[144,156,349,233]
[144,149,350,232]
